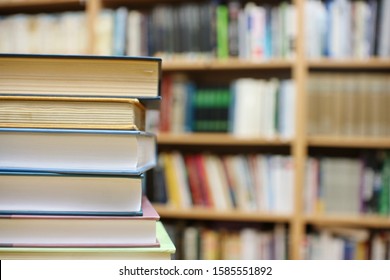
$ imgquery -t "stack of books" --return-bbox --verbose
[0,54,175,260]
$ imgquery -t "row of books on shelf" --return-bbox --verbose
[305,0,390,58]
[0,1,296,59]
[307,73,390,137]
[156,75,295,138]
[165,222,287,260]
[149,152,294,213]
[304,227,390,260]
[143,1,296,60]
[305,152,390,216]
[166,221,390,260]
[0,54,175,260]
[0,12,88,55]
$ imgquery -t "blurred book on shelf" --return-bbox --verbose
[305,152,390,217]
[157,74,295,139]
[305,0,390,59]
[164,221,288,260]
[149,152,294,214]
[307,73,390,137]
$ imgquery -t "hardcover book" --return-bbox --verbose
[0,196,160,248]
[0,54,161,108]
[0,221,175,260]
[0,96,146,130]
[0,128,156,175]
[0,172,144,216]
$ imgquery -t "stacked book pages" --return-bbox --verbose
[0,54,175,260]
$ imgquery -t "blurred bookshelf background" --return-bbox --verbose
[0,0,390,260]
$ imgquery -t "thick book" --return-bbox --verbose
[0,128,156,175]
[0,96,146,130]
[0,172,144,216]
[0,221,175,260]
[0,54,161,108]
[0,196,160,248]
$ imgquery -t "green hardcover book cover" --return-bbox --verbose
[379,154,390,216]
[216,4,229,59]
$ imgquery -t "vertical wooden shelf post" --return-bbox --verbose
[290,0,307,260]
[86,0,102,55]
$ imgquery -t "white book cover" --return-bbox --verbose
[127,10,142,56]
[96,10,114,55]
[204,155,233,210]
[378,0,390,57]
[240,228,259,260]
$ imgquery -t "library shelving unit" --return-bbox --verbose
[1,0,389,260]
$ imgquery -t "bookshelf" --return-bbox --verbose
[0,0,389,260]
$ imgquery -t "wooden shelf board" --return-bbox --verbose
[157,133,292,146]
[0,0,84,13]
[308,136,390,149]
[153,204,292,223]
[308,58,390,69]
[0,0,82,8]
[305,215,390,229]
[162,59,293,71]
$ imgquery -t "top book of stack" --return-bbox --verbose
[0,54,162,109]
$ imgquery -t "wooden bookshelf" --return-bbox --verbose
[153,204,292,223]
[1,0,389,260]
[308,136,390,149]
[305,215,390,229]
[0,0,84,13]
[162,59,293,71]
[308,58,390,69]
[157,133,291,146]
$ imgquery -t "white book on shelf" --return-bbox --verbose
[378,0,390,57]
[112,6,128,56]
[240,228,259,260]
[249,155,264,212]
[127,10,143,56]
[183,226,199,260]
[204,155,233,211]
[274,224,287,260]
[263,78,279,139]
[261,156,273,212]
[278,79,295,139]
[285,3,296,59]
[231,78,262,137]
[96,9,114,55]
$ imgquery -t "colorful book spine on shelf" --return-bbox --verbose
[0,2,299,60]
[166,222,287,260]
[156,152,294,213]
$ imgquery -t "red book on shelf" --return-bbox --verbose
[185,155,205,207]
[0,196,160,248]
[193,154,214,208]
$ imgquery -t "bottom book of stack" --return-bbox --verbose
[0,197,176,260]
